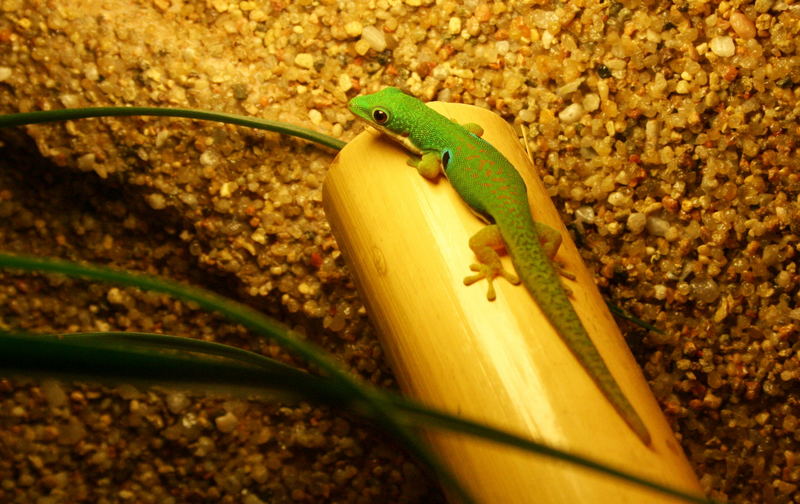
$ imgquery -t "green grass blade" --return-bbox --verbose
[0,330,354,403]
[389,396,717,504]
[0,107,346,151]
[607,301,665,334]
[1,330,715,503]
[0,253,476,504]
[0,254,714,503]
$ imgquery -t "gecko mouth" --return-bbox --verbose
[350,115,422,155]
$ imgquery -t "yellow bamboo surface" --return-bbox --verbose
[323,102,702,503]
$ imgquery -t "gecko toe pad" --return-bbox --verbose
[464,262,520,301]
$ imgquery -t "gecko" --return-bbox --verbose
[348,87,651,445]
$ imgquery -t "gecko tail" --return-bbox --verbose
[609,392,652,446]
[499,210,652,446]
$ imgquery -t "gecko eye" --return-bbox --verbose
[372,108,389,124]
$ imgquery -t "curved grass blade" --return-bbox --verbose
[389,396,717,504]
[0,107,346,151]
[0,331,341,401]
[0,330,358,404]
[1,329,717,504]
[0,253,474,504]
[607,301,665,334]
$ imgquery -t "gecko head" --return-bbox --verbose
[348,87,411,140]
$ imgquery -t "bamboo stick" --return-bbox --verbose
[323,101,703,503]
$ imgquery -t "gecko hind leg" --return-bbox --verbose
[448,118,484,137]
[534,221,576,294]
[463,224,520,301]
[461,122,484,137]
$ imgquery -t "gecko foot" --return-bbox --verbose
[545,259,575,296]
[464,261,520,301]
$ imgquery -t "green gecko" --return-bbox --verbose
[348,87,651,445]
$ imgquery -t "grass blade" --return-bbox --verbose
[0,254,716,503]
[0,331,355,404]
[607,302,665,334]
[1,329,716,503]
[0,107,346,151]
[0,253,476,504]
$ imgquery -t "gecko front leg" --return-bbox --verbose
[407,151,441,179]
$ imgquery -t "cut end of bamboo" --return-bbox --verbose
[323,101,703,503]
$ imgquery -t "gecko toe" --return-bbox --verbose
[463,261,516,300]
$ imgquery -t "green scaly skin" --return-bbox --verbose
[349,87,651,445]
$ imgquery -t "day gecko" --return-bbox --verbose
[348,87,651,445]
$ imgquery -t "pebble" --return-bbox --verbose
[294,53,314,70]
[730,11,756,39]
[360,26,386,52]
[338,74,352,92]
[755,0,774,13]
[676,79,691,94]
[709,36,735,57]
[354,39,371,56]
[344,21,363,38]
[646,216,670,237]
[215,411,238,433]
[166,392,190,414]
[448,17,462,35]
[557,103,584,123]
[582,93,600,112]
[145,193,166,210]
[41,380,68,408]
[626,212,647,234]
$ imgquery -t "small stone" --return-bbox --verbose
[607,191,631,208]
[232,83,248,100]
[249,8,266,21]
[199,150,219,167]
[59,94,80,107]
[337,74,352,92]
[558,102,584,123]
[215,411,238,433]
[730,11,756,39]
[244,494,266,504]
[308,109,322,125]
[294,53,314,69]
[360,26,386,52]
[354,39,371,56]
[41,380,67,408]
[627,212,647,233]
[582,93,600,112]
[675,80,690,94]
[166,392,190,414]
[0,67,11,82]
[219,182,235,197]
[541,30,553,49]
[343,21,363,38]
[754,0,773,13]
[448,16,462,35]
[146,193,166,210]
[106,287,126,305]
[646,216,669,237]
[709,36,735,57]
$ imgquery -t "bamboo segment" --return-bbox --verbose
[323,102,702,503]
